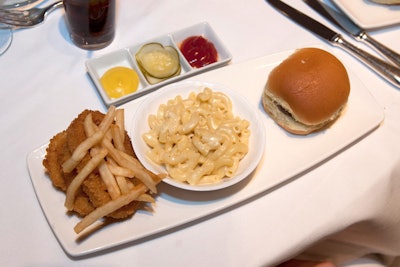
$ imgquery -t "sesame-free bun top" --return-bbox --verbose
[266,48,350,127]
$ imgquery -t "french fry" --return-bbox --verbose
[99,105,116,132]
[47,106,165,234]
[103,129,113,144]
[111,124,125,152]
[65,149,108,210]
[119,149,143,169]
[62,130,104,173]
[107,163,136,178]
[119,150,165,185]
[107,157,135,194]
[84,113,95,136]
[96,157,121,200]
[85,114,121,199]
[115,176,130,194]
[137,193,155,203]
[115,109,125,143]
[107,157,133,173]
[74,184,147,234]
[126,178,135,190]
[102,140,158,193]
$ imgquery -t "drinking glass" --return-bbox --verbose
[63,0,116,50]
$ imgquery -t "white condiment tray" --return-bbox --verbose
[86,22,232,107]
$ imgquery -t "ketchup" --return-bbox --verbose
[180,36,218,68]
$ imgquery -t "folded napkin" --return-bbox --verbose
[290,159,400,266]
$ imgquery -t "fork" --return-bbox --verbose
[0,1,63,28]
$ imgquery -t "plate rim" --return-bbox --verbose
[331,0,400,29]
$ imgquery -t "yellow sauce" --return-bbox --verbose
[100,67,139,99]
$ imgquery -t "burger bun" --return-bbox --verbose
[262,48,350,135]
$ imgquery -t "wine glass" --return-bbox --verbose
[0,23,13,55]
[0,0,47,55]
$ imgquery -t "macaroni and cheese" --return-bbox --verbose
[142,87,250,185]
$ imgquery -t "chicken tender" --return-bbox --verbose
[43,110,144,219]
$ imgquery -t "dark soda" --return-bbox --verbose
[64,0,115,50]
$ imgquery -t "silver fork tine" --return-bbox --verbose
[0,13,33,24]
[0,10,35,23]
[0,1,63,27]
[0,8,35,16]
[0,10,43,26]
[0,9,26,15]
[0,12,28,21]
[0,17,31,26]
[0,14,31,22]
[0,19,31,26]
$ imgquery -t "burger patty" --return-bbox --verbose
[274,100,293,118]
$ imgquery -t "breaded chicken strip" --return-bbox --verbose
[43,110,143,219]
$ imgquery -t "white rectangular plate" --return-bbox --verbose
[27,47,384,257]
[331,0,400,29]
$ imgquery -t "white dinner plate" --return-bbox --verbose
[27,47,384,257]
[0,0,44,9]
[331,0,400,29]
[131,81,266,191]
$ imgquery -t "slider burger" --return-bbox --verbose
[262,48,350,135]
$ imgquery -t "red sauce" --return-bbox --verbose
[180,36,218,68]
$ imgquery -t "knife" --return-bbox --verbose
[266,0,400,89]
[304,0,400,67]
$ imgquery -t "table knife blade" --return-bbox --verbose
[265,0,400,88]
[304,0,400,67]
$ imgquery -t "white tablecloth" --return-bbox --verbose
[1,0,400,266]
